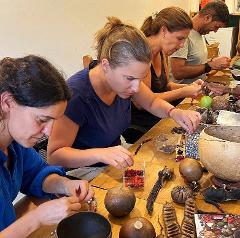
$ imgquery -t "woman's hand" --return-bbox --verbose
[183,80,203,98]
[34,196,82,226]
[97,146,133,169]
[170,108,201,134]
[194,79,205,86]
[204,82,229,96]
[63,180,94,203]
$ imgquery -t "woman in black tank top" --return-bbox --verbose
[123,7,204,143]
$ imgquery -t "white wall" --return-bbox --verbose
[148,0,190,13]
[0,0,190,77]
[206,28,236,57]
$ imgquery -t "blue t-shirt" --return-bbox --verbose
[65,68,131,150]
[0,141,65,231]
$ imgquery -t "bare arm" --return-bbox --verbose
[134,56,189,104]
[42,173,69,194]
[0,196,87,238]
[132,82,173,118]
[168,81,186,90]
[42,174,94,202]
[132,82,201,133]
[47,115,103,167]
[155,88,187,102]
[0,175,94,238]
[155,85,201,102]
[134,56,203,103]
[0,211,41,238]
[170,57,205,80]
[47,116,99,168]
[171,56,231,81]
[158,79,203,102]
[0,176,94,237]
[47,115,133,169]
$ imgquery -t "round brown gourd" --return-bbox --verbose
[179,159,203,183]
[104,186,136,217]
[119,217,156,238]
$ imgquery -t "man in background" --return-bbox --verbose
[170,0,231,84]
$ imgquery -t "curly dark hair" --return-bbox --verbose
[0,55,71,120]
[199,0,230,25]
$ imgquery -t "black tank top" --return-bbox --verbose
[150,52,168,93]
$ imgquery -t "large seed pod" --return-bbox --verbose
[171,186,193,204]
[162,202,181,238]
[104,186,136,217]
[181,197,197,238]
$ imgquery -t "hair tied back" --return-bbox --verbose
[151,11,159,21]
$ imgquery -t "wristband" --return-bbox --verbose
[204,62,212,73]
[168,107,176,117]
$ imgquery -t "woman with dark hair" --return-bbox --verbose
[0,55,94,238]
[47,17,201,171]
[127,7,204,141]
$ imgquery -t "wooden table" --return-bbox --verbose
[29,98,240,238]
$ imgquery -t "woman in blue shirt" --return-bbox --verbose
[48,17,201,170]
[0,56,94,238]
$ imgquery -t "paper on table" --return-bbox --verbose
[67,166,106,181]
[217,110,240,126]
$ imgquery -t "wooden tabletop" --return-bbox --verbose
[89,98,240,236]
[29,97,240,238]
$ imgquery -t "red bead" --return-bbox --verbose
[176,155,185,162]
[124,169,144,188]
